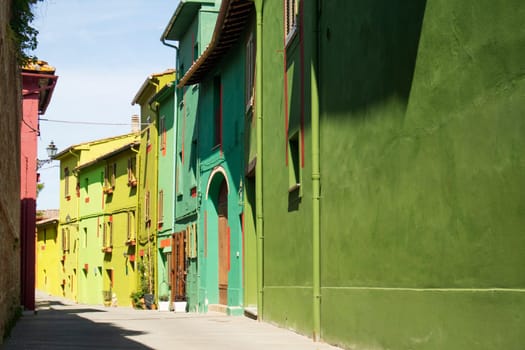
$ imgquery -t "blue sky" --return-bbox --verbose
[34,0,180,209]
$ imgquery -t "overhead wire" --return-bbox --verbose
[39,118,150,126]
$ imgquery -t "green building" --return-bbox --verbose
[255,0,525,349]
[76,160,105,305]
[161,0,220,312]
[151,81,176,304]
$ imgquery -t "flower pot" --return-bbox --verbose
[173,301,187,313]
[158,301,170,311]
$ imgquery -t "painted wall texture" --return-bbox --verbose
[154,84,175,301]
[77,164,104,305]
[259,0,314,335]
[260,0,525,349]
[36,213,60,297]
[162,0,220,311]
[133,70,175,302]
[0,1,21,340]
[55,134,139,303]
[101,144,139,307]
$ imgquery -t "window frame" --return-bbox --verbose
[127,157,137,187]
[245,33,255,112]
[64,167,70,198]
[158,189,164,225]
[284,0,299,45]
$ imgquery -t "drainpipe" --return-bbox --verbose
[310,0,321,341]
[255,0,264,321]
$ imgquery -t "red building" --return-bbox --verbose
[20,61,58,311]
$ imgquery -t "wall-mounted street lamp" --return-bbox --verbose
[37,141,58,170]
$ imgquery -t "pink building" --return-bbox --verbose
[20,61,58,311]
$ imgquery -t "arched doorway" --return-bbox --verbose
[217,180,229,305]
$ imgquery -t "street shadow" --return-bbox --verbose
[3,305,152,349]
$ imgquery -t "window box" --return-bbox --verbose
[103,186,114,194]
[126,239,136,246]
[128,179,137,187]
[102,246,113,253]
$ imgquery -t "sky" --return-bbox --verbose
[33,0,180,210]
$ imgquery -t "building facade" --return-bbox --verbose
[174,0,256,316]
[20,61,58,311]
[35,211,60,298]
[256,0,525,348]
[132,70,175,306]
[54,134,139,303]
[161,0,220,313]
[151,83,176,305]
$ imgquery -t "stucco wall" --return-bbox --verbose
[319,1,525,349]
[0,1,22,341]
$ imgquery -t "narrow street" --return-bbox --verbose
[2,291,341,350]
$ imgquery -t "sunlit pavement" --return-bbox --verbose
[2,291,342,350]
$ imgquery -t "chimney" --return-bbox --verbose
[131,115,140,133]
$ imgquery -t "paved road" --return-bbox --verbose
[2,292,342,350]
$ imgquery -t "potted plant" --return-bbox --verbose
[102,290,112,307]
[158,295,170,311]
[130,291,144,309]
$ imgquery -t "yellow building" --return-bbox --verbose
[132,69,175,306]
[54,133,139,303]
[36,210,61,297]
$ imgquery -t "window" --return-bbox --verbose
[127,157,137,186]
[105,162,116,189]
[285,0,299,43]
[64,167,70,197]
[145,191,150,222]
[103,220,113,248]
[102,222,107,248]
[245,33,255,110]
[213,76,222,147]
[166,252,173,286]
[158,190,164,224]
[127,211,135,242]
[83,227,88,248]
[160,116,166,154]
[61,227,70,251]
[108,221,113,247]
[176,152,183,197]
[288,132,301,192]
[190,139,197,186]
[146,116,152,152]
[193,41,199,63]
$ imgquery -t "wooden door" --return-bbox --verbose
[218,181,229,305]
[171,231,186,302]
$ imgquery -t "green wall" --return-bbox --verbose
[171,2,219,312]
[316,0,525,349]
[156,85,176,300]
[196,32,247,315]
[78,164,104,305]
[260,0,313,335]
[259,0,525,348]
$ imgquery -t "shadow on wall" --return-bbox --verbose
[319,0,428,116]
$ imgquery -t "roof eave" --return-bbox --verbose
[162,1,215,42]
[177,0,253,88]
